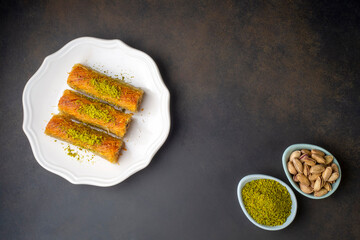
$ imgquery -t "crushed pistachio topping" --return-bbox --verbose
[242,179,292,226]
[77,101,113,122]
[65,145,78,158]
[66,128,103,145]
[90,76,121,98]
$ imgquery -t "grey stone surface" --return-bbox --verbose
[0,0,359,239]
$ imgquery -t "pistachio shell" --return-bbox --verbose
[312,154,326,164]
[310,165,325,174]
[308,173,321,181]
[322,167,332,182]
[328,172,339,182]
[303,158,316,166]
[303,164,309,177]
[287,161,297,175]
[324,182,332,192]
[290,150,301,161]
[314,177,322,192]
[324,155,334,165]
[310,180,315,188]
[297,173,310,186]
[293,175,299,182]
[301,149,311,155]
[299,154,308,162]
[331,163,339,173]
[300,183,313,194]
[314,188,328,197]
[311,149,325,156]
[293,158,303,173]
[321,177,326,188]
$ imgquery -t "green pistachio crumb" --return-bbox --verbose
[66,128,103,145]
[77,101,113,122]
[90,77,121,98]
[242,179,292,226]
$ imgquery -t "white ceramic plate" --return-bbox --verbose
[237,174,297,231]
[23,37,171,186]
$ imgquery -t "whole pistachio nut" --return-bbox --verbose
[303,158,317,166]
[328,172,339,182]
[314,188,328,197]
[290,150,301,161]
[300,183,314,194]
[322,167,333,182]
[293,175,299,182]
[321,177,326,188]
[312,154,326,164]
[293,158,303,173]
[299,154,308,162]
[331,163,339,173]
[301,149,311,156]
[325,155,334,165]
[303,164,310,177]
[311,149,325,156]
[297,173,310,186]
[308,173,321,181]
[310,165,325,174]
[314,177,322,192]
[287,161,297,175]
[324,182,332,192]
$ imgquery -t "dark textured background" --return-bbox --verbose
[1,0,359,239]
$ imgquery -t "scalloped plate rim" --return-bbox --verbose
[22,37,171,187]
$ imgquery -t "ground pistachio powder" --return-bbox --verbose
[242,179,292,226]
[90,76,122,98]
[66,128,103,146]
[76,100,113,123]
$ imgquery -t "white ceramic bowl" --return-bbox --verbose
[237,174,297,231]
[282,143,341,199]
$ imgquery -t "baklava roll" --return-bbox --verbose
[45,114,123,163]
[67,64,144,112]
[58,90,132,138]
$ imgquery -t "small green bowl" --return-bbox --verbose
[237,174,297,231]
[282,143,342,199]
